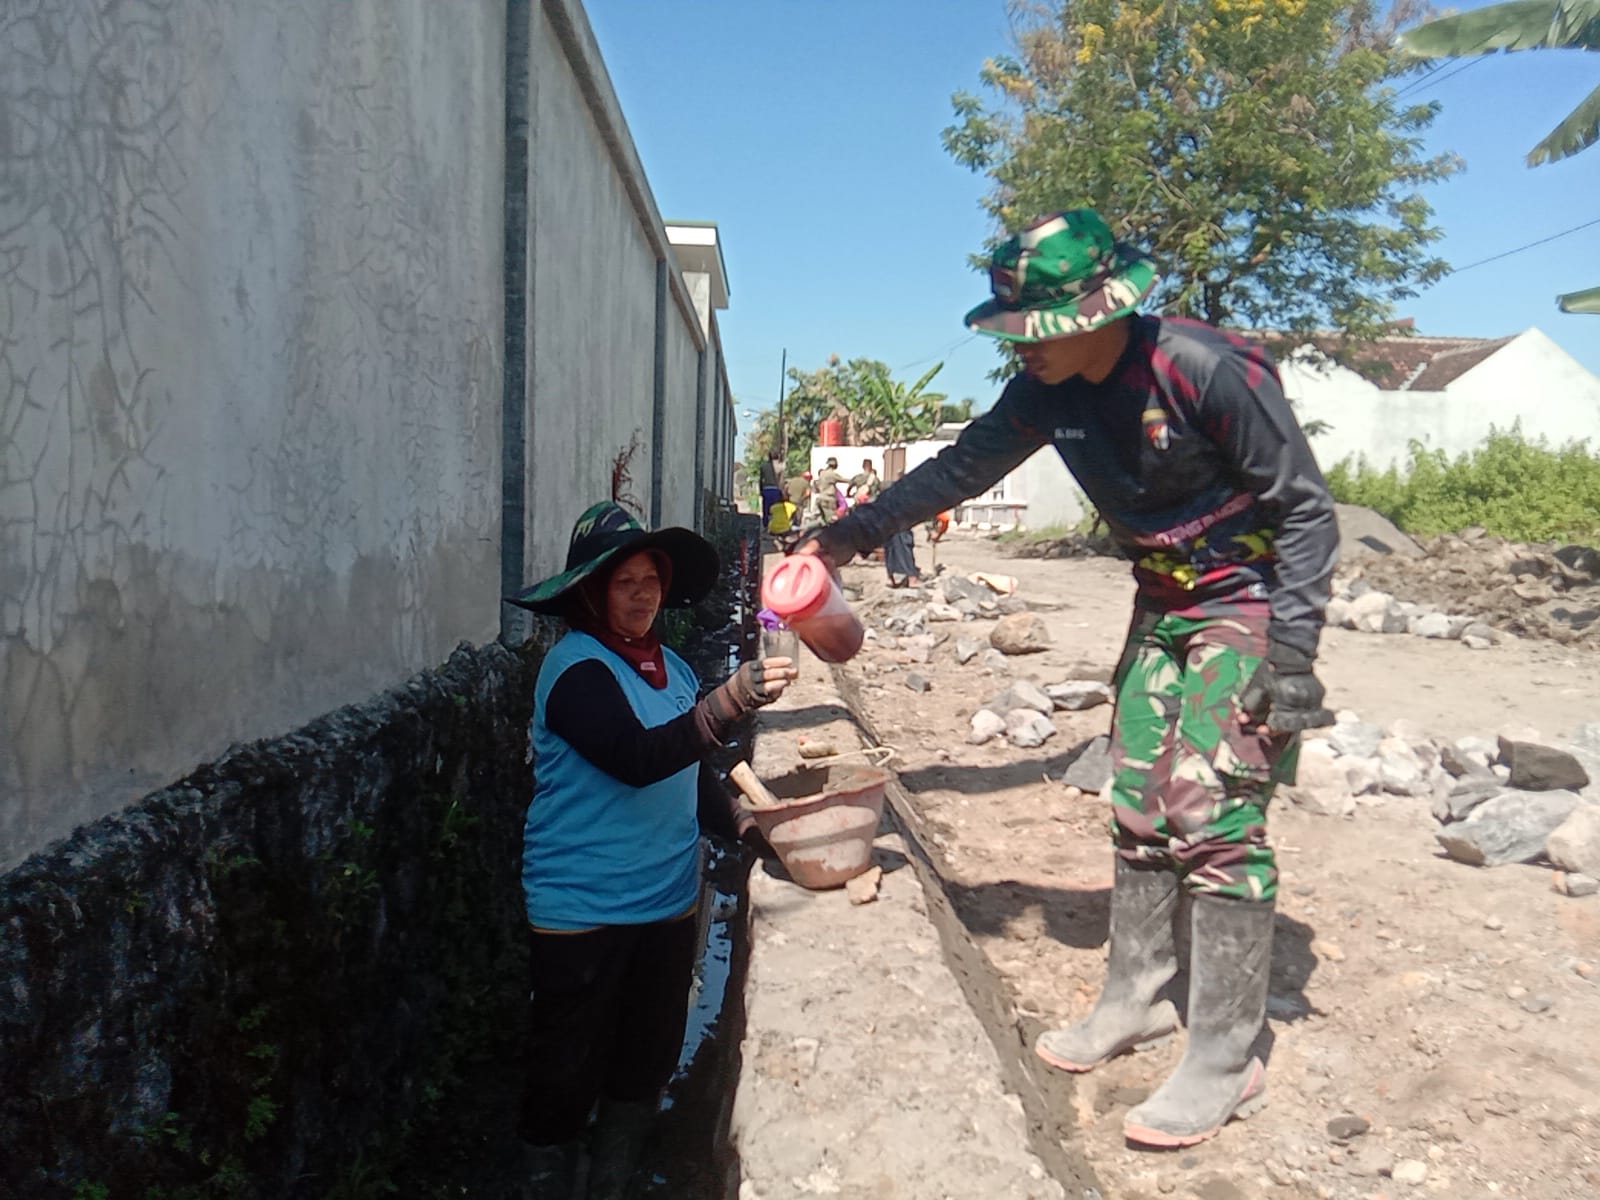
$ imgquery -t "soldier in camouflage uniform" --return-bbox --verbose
[801,210,1337,1148]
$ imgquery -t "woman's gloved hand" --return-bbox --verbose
[706,657,797,723]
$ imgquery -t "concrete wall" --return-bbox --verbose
[0,0,740,868]
[516,0,730,588]
[1280,328,1600,475]
[0,0,505,869]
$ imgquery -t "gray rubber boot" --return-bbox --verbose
[1034,859,1180,1073]
[1123,893,1274,1148]
[522,1139,584,1200]
[585,1098,655,1200]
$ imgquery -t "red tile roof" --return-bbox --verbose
[1257,331,1514,391]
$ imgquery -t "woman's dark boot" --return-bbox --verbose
[1123,893,1274,1147]
[1034,858,1180,1072]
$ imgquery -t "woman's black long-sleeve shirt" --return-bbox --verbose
[544,659,748,841]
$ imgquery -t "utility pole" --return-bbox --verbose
[776,347,788,463]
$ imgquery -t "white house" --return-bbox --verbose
[805,325,1600,532]
[808,432,1085,533]
[1277,327,1600,475]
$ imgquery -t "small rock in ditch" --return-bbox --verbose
[1520,993,1553,1014]
[979,648,1010,672]
[954,637,983,665]
[1462,633,1493,650]
[904,673,931,693]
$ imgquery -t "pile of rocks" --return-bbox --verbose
[1354,530,1600,647]
[964,676,1113,749]
[1293,716,1600,897]
[1324,579,1500,649]
[853,571,1115,751]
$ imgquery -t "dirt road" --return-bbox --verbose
[825,532,1600,1200]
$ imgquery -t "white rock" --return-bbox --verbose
[1344,756,1383,796]
[1326,596,1355,629]
[1045,680,1113,711]
[1547,806,1600,878]
[1462,634,1493,650]
[1412,611,1453,639]
[968,710,1006,745]
[1392,1159,1428,1186]
[1349,591,1394,632]
[1005,709,1058,749]
[984,680,1054,716]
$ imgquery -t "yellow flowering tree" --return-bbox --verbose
[944,0,1460,344]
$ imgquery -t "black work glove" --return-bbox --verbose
[1238,642,1335,733]
[705,660,781,724]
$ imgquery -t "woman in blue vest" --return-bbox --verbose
[506,501,795,1199]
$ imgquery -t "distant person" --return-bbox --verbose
[813,457,846,525]
[799,209,1337,1148]
[927,511,952,543]
[758,451,782,527]
[784,470,811,511]
[507,502,796,1197]
[849,458,883,504]
[882,526,922,589]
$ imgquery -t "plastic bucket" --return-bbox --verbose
[741,763,890,890]
[761,555,864,663]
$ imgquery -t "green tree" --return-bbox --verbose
[943,0,1460,347]
[1400,0,1600,313]
[854,362,948,445]
[939,397,978,424]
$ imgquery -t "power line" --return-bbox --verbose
[893,333,980,373]
[1394,56,1484,99]
[1447,216,1600,276]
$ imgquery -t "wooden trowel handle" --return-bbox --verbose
[730,760,782,810]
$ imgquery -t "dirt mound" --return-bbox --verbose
[1353,530,1600,646]
[1336,503,1424,558]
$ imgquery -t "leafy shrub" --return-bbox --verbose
[1326,424,1600,543]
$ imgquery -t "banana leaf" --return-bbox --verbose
[1401,0,1600,56]
[1401,0,1600,165]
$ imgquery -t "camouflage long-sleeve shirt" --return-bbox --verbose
[824,316,1339,656]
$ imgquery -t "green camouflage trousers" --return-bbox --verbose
[1108,601,1298,902]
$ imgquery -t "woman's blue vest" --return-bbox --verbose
[522,631,702,929]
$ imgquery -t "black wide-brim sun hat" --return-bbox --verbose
[506,501,720,616]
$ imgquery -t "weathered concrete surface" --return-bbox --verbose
[732,649,1069,1199]
[0,0,505,867]
[0,640,535,1200]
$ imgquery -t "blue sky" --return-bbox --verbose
[584,0,1600,427]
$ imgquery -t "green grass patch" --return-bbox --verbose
[1326,425,1600,543]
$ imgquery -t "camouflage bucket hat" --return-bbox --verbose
[506,501,719,616]
[963,209,1159,343]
